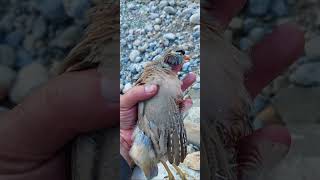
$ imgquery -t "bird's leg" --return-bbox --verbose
[173,164,187,180]
[160,160,175,180]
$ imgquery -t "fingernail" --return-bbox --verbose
[145,85,157,93]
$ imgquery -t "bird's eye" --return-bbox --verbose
[176,50,185,55]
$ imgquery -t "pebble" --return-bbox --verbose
[129,50,140,62]
[159,0,168,9]
[0,65,16,100]
[272,86,320,124]
[163,33,176,40]
[63,0,92,19]
[305,36,320,58]
[184,122,200,147]
[32,16,47,40]
[229,17,243,29]
[0,45,15,67]
[183,151,200,171]
[289,62,320,86]
[248,0,271,16]
[33,0,66,20]
[10,63,48,104]
[270,0,288,17]
[123,83,132,94]
[5,30,25,47]
[15,49,33,69]
[164,6,175,15]
[189,13,200,24]
[51,25,82,49]
[154,25,160,31]
[248,27,266,43]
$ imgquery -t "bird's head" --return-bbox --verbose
[161,49,185,71]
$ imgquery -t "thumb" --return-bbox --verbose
[120,84,158,109]
[0,69,119,158]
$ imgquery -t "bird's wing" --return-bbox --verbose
[137,77,187,165]
[53,2,119,75]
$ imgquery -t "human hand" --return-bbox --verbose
[0,69,119,180]
[120,72,196,166]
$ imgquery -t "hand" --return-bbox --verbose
[120,72,196,166]
[0,69,119,180]
[203,0,304,179]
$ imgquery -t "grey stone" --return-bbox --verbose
[0,45,15,67]
[305,36,320,58]
[164,6,175,15]
[51,25,82,49]
[248,0,271,16]
[123,83,132,94]
[33,0,66,20]
[32,16,47,40]
[10,63,48,104]
[272,86,320,124]
[289,62,320,86]
[189,13,200,24]
[63,0,92,19]
[129,50,140,62]
[163,33,176,40]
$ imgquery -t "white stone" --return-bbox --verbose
[123,83,132,93]
[163,33,176,40]
[129,50,140,62]
[189,13,200,24]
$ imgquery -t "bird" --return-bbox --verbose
[53,1,121,180]
[129,49,188,180]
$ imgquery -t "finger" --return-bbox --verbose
[181,72,197,91]
[0,69,119,156]
[120,84,158,109]
[202,0,247,29]
[245,23,305,97]
[237,125,291,179]
[180,98,193,113]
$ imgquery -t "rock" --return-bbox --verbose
[51,25,82,49]
[123,83,132,93]
[229,17,243,29]
[239,38,254,50]
[270,0,288,17]
[305,36,320,58]
[163,33,176,40]
[159,0,168,9]
[23,34,36,52]
[63,0,92,19]
[248,27,266,43]
[184,122,200,147]
[5,30,25,47]
[0,45,15,67]
[183,151,200,171]
[272,86,320,124]
[15,49,33,69]
[0,65,16,100]
[154,25,160,31]
[129,50,140,62]
[164,6,175,15]
[289,62,320,86]
[248,0,271,16]
[32,16,47,40]
[33,0,66,20]
[185,106,200,123]
[10,63,48,104]
[189,13,200,24]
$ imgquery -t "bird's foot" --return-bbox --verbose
[161,160,175,180]
[173,164,187,180]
